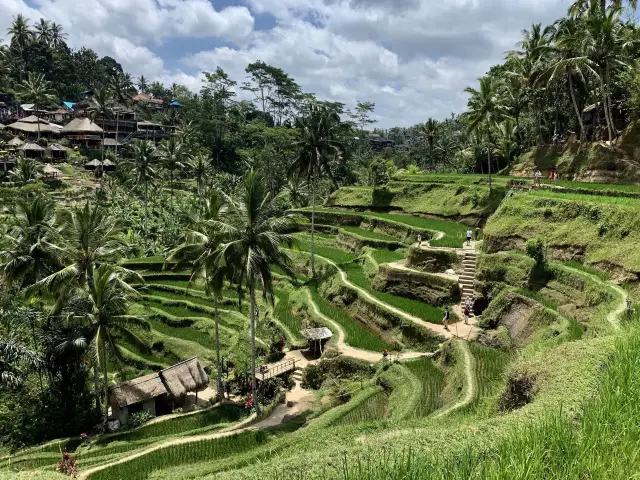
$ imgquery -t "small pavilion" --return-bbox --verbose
[301,327,333,354]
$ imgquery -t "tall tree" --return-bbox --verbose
[168,192,229,400]
[188,152,212,210]
[16,72,58,140]
[34,19,52,46]
[137,75,148,93]
[7,14,34,75]
[215,170,299,415]
[90,87,113,163]
[49,22,67,49]
[157,137,186,216]
[128,140,158,240]
[463,76,506,190]
[291,102,343,277]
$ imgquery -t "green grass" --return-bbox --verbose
[554,179,640,193]
[309,287,391,351]
[342,263,450,324]
[273,290,304,341]
[90,404,244,448]
[468,343,511,409]
[341,226,400,242]
[294,234,358,264]
[514,288,559,311]
[526,189,640,206]
[370,249,407,265]
[332,392,389,426]
[89,429,271,480]
[404,358,445,417]
[145,309,220,351]
[563,260,611,281]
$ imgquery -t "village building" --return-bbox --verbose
[300,327,333,354]
[108,357,209,426]
[60,117,103,148]
[21,142,45,159]
[46,143,68,162]
[6,115,61,140]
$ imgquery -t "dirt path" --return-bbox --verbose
[305,290,430,362]
[316,255,477,340]
[563,266,626,331]
[433,340,476,418]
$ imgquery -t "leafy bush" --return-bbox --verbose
[302,364,324,390]
[127,411,154,429]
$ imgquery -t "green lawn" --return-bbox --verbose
[309,287,391,351]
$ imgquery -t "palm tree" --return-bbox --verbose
[157,137,186,215]
[188,152,212,210]
[34,19,52,46]
[493,118,519,166]
[8,158,41,187]
[128,140,158,240]
[77,264,147,425]
[463,76,506,190]
[215,170,299,415]
[90,87,113,163]
[110,72,135,106]
[7,14,33,74]
[168,192,228,399]
[50,22,67,49]
[569,0,637,17]
[137,75,148,93]
[417,118,439,170]
[578,1,631,141]
[16,72,58,140]
[291,102,342,277]
[0,338,41,389]
[0,196,61,289]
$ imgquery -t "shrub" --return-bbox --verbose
[302,364,324,390]
[127,411,154,429]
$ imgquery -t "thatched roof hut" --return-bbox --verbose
[6,115,61,136]
[7,137,24,147]
[42,164,62,178]
[301,327,333,354]
[47,143,68,160]
[61,117,103,134]
[160,357,209,398]
[110,372,168,409]
[21,142,45,158]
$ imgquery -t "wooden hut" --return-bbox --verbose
[61,117,103,148]
[42,164,62,178]
[21,142,45,159]
[6,115,61,139]
[108,357,209,427]
[7,136,24,148]
[301,327,333,354]
[46,143,67,161]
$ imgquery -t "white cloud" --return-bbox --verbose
[1,0,573,127]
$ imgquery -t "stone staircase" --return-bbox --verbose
[291,367,304,384]
[459,249,477,317]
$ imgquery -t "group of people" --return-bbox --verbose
[534,166,560,187]
[442,296,474,331]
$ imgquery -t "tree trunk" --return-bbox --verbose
[93,365,101,418]
[568,74,585,142]
[103,366,109,426]
[249,283,261,416]
[605,65,617,141]
[214,296,223,401]
[144,180,149,240]
[487,150,492,191]
[310,174,316,277]
[598,71,614,142]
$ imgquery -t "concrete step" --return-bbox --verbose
[459,276,475,282]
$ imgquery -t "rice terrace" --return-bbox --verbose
[3,0,640,479]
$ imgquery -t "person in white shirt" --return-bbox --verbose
[534,170,542,187]
[466,230,472,246]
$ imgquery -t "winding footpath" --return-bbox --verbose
[315,254,477,340]
[305,290,429,362]
[433,340,476,418]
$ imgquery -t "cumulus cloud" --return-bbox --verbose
[2,0,573,126]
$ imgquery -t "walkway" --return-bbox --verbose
[433,340,476,418]
[306,290,431,362]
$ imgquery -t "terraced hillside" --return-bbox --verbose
[5,174,640,480]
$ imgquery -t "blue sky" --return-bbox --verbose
[4,0,576,127]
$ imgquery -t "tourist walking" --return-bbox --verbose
[443,306,450,331]
[463,305,470,325]
[534,169,542,187]
[466,229,472,246]
[417,234,422,247]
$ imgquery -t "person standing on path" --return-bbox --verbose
[465,296,472,310]
[534,169,542,187]
[417,234,422,247]
[463,305,470,325]
[443,306,450,331]
[466,229,472,246]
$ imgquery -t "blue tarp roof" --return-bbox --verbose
[63,101,75,111]
[169,101,183,107]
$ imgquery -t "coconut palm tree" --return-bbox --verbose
[75,264,147,425]
[157,137,186,216]
[16,72,58,140]
[8,158,42,187]
[0,196,62,289]
[215,170,299,415]
[168,192,229,399]
[188,152,212,210]
[7,14,33,74]
[90,87,113,163]
[110,72,135,106]
[0,337,41,389]
[49,22,67,49]
[463,76,506,190]
[137,75,148,93]
[34,19,52,46]
[290,102,342,277]
[569,0,637,17]
[417,118,439,170]
[128,140,158,240]
[492,117,519,166]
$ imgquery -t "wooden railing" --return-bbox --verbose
[255,358,296,381]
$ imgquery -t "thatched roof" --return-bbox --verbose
[301,327,333,341]
[22,142,45,152]
[160,357,209,397]
[47,143,66,152]
[0,123,5,130]
[102,159,115,167]
[102,138,121,147]
[7,116,61,134]
[43,164,62,176]
[85,159,102,167]
[7,137,24,147]
[61,117,103,134]
[133,93,164,105]
[110,372,168,408]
